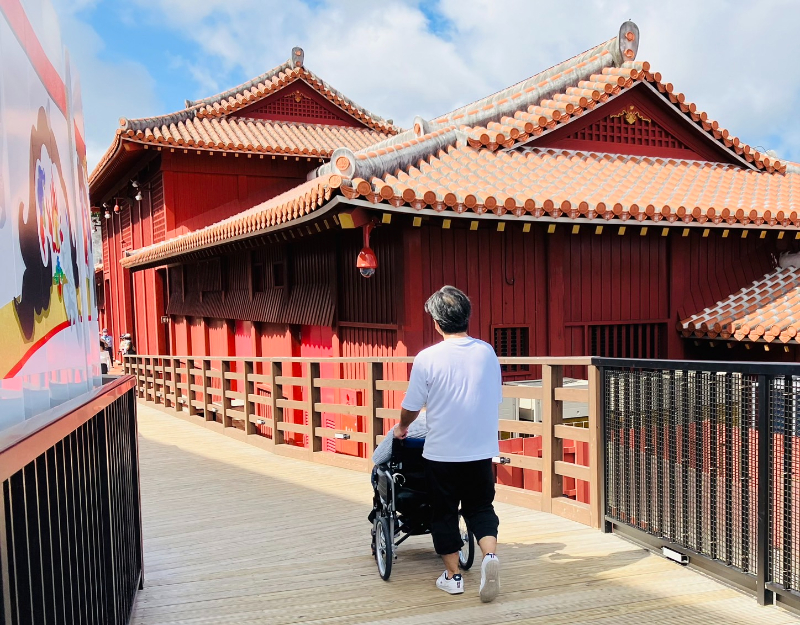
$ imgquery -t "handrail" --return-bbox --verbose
[126,353,602,528]
[0,375,136,482]
[124,355,593,365]
[0,375,143,623]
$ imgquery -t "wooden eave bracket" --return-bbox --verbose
[338,207,373,229]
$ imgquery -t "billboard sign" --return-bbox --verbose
[0,0,100,428]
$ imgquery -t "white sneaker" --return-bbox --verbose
[479,554,500,603]
[436,571,465,595]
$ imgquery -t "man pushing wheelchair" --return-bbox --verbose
[369,286,502,603]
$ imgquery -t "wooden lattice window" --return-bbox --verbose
[568,109,689,150]
[246,90,340,121]
[589,322,666,359]
[493,326,530,373]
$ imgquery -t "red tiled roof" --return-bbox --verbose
[680,267,800,342]
[89,47,398,190]
[337,146,799,224]
[118,117,389,157]
[120,174,343,269]
[117,21,800,271]
[464,62,784,173]
[191,67,392,132]
[120,145,800,269]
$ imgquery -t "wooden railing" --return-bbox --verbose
[125,355,602,527]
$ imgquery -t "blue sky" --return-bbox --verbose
[52,0,800,171]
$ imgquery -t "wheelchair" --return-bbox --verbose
[369,437,475,580]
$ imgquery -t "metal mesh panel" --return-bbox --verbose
[769,376,800,592]
[605,367,759,574]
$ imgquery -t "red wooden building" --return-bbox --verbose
[89,47,396,357]
[94,23,800,372]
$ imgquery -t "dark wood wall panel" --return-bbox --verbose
[417,223,549,362]
[338,227,397,325]
[166,236,335,326]
[561,228,669,323]
[673,229,778,321]
[410,220,783,364]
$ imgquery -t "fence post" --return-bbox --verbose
[307,362,321,452]
[221,360,232,428]
[270,361,284,445]
[588,364,603,529]
[170,357,180,411]
[243,361,254,435]
[156,357,164,404]
[147,357,154,400]
[365,361,383,459]
[201,359,211,422]
[756,374,773,605]
[0,481,12,624]
[186,358,197,417]
[541,364,564,513]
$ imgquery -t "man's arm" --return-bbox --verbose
[395,408,420,439]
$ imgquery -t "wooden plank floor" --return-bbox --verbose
[131,403,799,625]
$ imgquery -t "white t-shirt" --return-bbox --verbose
[401,336,502,462]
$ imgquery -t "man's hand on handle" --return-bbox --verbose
[396,407,420,440]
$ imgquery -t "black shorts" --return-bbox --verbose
[425,458,499,555]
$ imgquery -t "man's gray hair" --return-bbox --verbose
[424,286,471,334]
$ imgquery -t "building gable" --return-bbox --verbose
[533,83,742,164]
[229,81,368,128]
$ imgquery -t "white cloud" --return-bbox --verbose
[59,0,800,165]
[51,0,162,170]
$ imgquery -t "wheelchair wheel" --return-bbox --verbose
[375,515,393,580]
[458,513,475,570]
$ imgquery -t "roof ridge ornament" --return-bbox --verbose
[292,46,304,68]
[616,21,639,66]
[413,116,432,138]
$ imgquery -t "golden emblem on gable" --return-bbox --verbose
[290,90,305,103]
[610,105,651,124]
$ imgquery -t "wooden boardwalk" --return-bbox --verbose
[131,403,798,624]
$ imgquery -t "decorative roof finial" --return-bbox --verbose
[292,47,304,68]
[617,21,639,65]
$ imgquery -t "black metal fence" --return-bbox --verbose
[599,359,800,613]
[0,376,142,625]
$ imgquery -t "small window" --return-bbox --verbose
[493,326,530,373]
[272,262,285,288]
[252,262,265,293]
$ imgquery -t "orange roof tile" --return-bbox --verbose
[680,267,800,342]
[339,146,800,224]
[464,63,784,174]
[120,174,343,269]
[117,117,389,157]
[89,47,399,190]
[184,48,393,134]
[120,145,800,269]
[116,21,799,272]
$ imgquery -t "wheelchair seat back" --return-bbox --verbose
[390,438,428,512]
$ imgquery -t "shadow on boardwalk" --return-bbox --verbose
[130,403,798,625]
